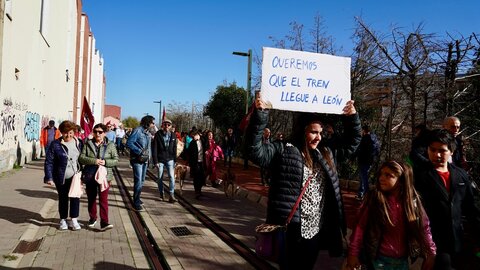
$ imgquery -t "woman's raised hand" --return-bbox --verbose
[342,100,357,115]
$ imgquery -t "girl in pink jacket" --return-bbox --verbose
[346,160,436,270]
[205,130,224,186]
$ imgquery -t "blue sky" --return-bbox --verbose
[82,0,479,120]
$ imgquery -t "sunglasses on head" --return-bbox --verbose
[93,130,104,134]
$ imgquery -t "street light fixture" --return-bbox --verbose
[153,100,161,128]
[232,49,252,114]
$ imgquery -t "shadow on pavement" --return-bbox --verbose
[15,189,56,200]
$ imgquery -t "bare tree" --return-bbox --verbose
[354,18,440,158]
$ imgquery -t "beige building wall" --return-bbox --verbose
[0,0,78,171]
[89,39,105,124]
[73,13,105,127]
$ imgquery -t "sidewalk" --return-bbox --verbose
[0,156,361,270]
[0,159,148,269]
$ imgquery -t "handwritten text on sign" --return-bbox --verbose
[261,47,351,114]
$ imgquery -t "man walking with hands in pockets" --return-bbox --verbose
[152,119,178,203]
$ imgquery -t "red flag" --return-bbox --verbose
[238,102,256,133]
[162,107,166,122]
[80,96,95,138]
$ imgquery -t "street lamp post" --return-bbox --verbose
[153,100,161,127]
[232,49,252,114]
[233,49,253,170]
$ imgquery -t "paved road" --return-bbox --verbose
[0,156,431,269]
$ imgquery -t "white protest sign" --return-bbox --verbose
[261,47,351,114]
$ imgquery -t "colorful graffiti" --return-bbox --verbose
[24,111,40,142]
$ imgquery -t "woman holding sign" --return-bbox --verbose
[247,95,361,269]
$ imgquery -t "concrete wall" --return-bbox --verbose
[89,40,105,123]
[0,0,106,172]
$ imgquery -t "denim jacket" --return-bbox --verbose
[126,126,151,161]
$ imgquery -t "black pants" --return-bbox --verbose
[55,177,80,219]
[192,162,205,194]
[280,222,321,270]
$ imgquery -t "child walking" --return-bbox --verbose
[346,160,436,270]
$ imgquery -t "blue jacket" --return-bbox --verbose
[126,126,151,162]
[44,137,82,185]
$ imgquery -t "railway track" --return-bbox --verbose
[113,165,275,270]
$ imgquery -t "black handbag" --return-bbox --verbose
[81,144,107,183]
[134,147,149,163]
[81,165,98,184]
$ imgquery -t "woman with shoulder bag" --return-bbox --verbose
[247,95,361,270]
[79,123,119,230]
[44,120,83,231]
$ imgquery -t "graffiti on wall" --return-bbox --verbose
[0,98,19,147]
[41,116,50,130]
[24,111,40,142]
[0,97,37,148]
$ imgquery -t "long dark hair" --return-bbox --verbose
[301,120,335,171]
[367,160,430,256]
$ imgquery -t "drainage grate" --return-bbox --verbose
[170,226,192,237]
[12,238,43,254]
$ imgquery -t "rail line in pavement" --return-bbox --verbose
[113,166,166,270]
[144,169,276,270]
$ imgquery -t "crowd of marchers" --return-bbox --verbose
[41,101,479,270]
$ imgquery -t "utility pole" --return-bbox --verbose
[153,100,161,128]
[232,49,252,114]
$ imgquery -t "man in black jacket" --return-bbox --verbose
[187,130,206,199]
[152,119,177,203]
[355,125,379,200]
[414,129,480,270]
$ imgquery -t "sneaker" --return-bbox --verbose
[71,218,81,231]
[101,223,114,231]
[169,196,177,203]
[87,219,97,228]
[159,194,165,202]
[59,219,68,230]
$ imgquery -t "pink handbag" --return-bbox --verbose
[95,165,109,192]
[68,171,84,198]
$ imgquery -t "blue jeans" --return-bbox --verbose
[157,160,175,196]
[358,164,371,197]
[131,161,147,208]
[224,148,234,166]
[116,138,124,152]
[372,255,408,270]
